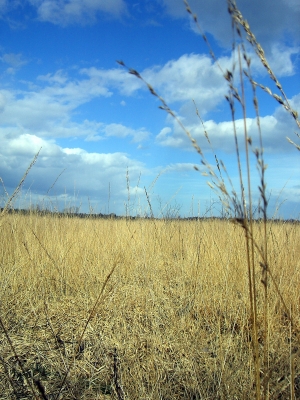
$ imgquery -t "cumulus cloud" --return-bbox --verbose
[156,127,184,148]
[114,50,299,120]
[103,123,150,143]
[244,44,299,78]
[80,66,143,96]
[161,0,300,50]
[142,54,226,113]
[1,46,298,154]
[83,54,227,116]
[0,69,112,138]
[0,130,146,213]
[29,0,127,25]
[0,51,297,216]
[0,83,151,143]
[0,62,152,213]
[2,131,51,157]
[64,51,297,127]
[156,94,300,154]
[0,53,227,144]
[38,70,113,106]
[160,0,299,86]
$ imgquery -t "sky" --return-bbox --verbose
[0,0,299,219]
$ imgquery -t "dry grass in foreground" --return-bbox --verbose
[0,213,299,399]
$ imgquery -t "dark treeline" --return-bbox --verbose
[0,208,299,223]
[0,207,118,219]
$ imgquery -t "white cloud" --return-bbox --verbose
[82,54,227,118]
[0,70,112,137]
[289,93,300,114]
[163,162,202,173]
[29,0,128,25]
[0,130,146,213]
[0,65,153,149]
[0,63,152,212]
[267,45,299,77]
[156,126,184,148]
[1,49,298,180]
[156,94,300,154]
[38,69,69,85]
[38,70,113,105]
[80,66,143,96]
[0,52,28,74]
[0,0,19,12]
[2,131,53,157]
[103,123,150,143]
[246,44,299,78]
[115,49,298,118]
[161,0,300,50]
[142,54,226,113]
[83,51,295,121]
[0,86,150,142]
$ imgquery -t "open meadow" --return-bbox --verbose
[0,1,299,398]
[0,213,299,399]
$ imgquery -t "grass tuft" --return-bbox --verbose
[1,1,299,399]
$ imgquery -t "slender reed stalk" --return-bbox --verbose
[1,148,41,217]
[119,1,299,398]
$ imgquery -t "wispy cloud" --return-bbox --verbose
[82,54,227,115]
[1,48,298,151]
[103,123,150,143]
[156,94,300,154]
[29,0,128,25]
[142,54,226,113]
[163,162,202,173]
[244,44,299,78]
[0,130,146,212]
[1,52,28,74]
[0,71,111,137]
[161,0,300,51]
[0,0,19,13]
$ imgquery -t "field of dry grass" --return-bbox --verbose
[0,0,299,398]
[0,213,299,399]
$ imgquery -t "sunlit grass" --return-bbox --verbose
[1,0,299,398]
[0,213,299,399]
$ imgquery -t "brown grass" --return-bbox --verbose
[119,2,300,398]
[1,1,299,398]
[0,213,299,399]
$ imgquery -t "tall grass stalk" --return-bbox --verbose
[119,0,299,398]
[1,148,41,218]
[0,1,299,399]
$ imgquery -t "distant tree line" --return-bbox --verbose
[0,207,299,223]
[0,207,119,219]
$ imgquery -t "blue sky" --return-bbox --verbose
[0,0,299,218]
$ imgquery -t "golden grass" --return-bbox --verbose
[1,2,298,399]
[0,213,299,399]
